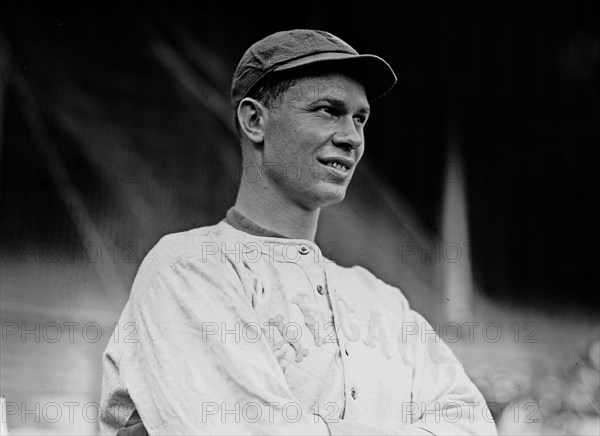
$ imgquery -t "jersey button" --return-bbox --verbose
[299,245,309,255]
[317,285,325,295]
[351,387,357,400]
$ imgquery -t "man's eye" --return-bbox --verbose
[318,107,334,115]
[354,116,366,124]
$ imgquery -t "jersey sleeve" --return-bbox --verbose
[398,294,498,435]
[322,276,497,436]
[113,250,330,435]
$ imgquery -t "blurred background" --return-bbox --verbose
[1,1,599,434]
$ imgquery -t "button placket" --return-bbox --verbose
[323,265,354,413]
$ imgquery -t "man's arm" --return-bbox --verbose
[115,252,330,435]
[318,284,498,436]
[401,303,497,436]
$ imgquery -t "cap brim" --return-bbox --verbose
[272,52,397,101]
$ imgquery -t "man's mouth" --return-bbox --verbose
[317,157,354,174]
[324,161,348,172]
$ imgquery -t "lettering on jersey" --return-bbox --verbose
[333,295,360,342]
[267,315,309,365]
[291,294,322,346]
[364,310,391,359]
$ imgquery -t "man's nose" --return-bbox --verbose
[332,117,363,150]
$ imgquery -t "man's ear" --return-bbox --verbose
[237,98,268,144]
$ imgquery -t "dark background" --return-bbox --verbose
[2,1,598,313]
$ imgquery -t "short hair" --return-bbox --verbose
[234,70,300,138]
[233,63,366,139]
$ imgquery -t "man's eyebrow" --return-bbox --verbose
[311,97,370,114]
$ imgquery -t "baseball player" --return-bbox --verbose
[100,29,498,435]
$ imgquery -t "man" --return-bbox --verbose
[100,29,497,435]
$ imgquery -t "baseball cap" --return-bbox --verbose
[231,29,397,110]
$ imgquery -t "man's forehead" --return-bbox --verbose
[284,73,369,108]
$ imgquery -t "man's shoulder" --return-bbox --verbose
[135,221,239,276]
[331,262,410,307]
[149,220,244,256]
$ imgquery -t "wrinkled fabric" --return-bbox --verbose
[100,221,497,435]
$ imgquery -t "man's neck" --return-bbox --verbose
[234,177,320,241]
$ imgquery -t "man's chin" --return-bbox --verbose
[308,188,347,209]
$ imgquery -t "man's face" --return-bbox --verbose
[260,73,370,210]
